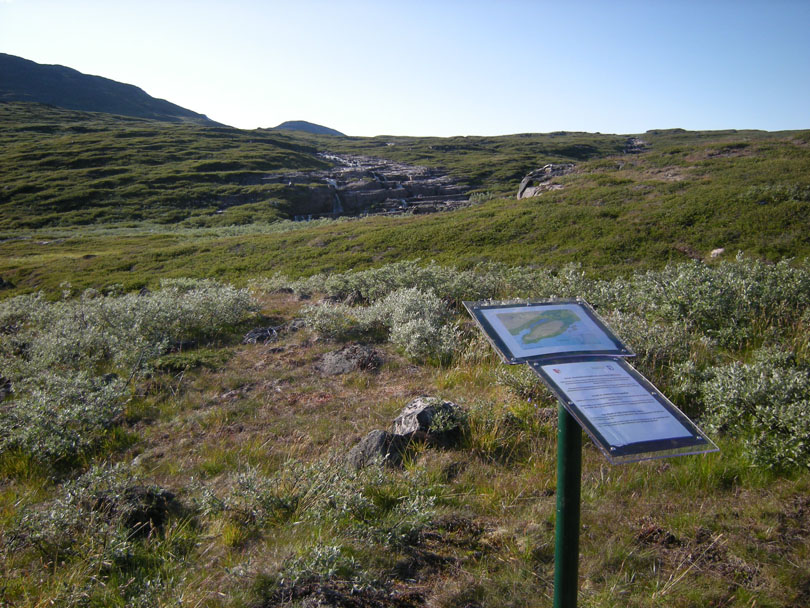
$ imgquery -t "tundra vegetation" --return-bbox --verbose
[0,104,809,607]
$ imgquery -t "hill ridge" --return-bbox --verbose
[0,53,219,125]
[272,120,345,136]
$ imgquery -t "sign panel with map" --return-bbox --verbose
[464,299,633,363]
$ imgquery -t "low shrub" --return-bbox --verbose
[5,463,175,562]
[302,287,460,362]
[216,459,439,547]
[0,280,257,469]
[0,371,127,464]
[676,347,810,469]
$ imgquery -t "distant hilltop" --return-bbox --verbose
[0,53,220,126]
[272,120,345,136]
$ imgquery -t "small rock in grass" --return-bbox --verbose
[243,326,280,344]
[393,396,465,445]
[316,343,382,375]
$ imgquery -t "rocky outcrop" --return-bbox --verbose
[242,326,280,344]
[264,153,471,220]
[624,137,649,154]
[392,396,465,446]
[347,429,410,468]
[516,163,575,199]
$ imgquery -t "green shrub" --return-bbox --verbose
[6,463,165,560]
[676,347,810,469]
[0,280,256,469]
[0,372,127,464]
[216,459,438,547]
[0,279,257,381]
[301,287,460,362]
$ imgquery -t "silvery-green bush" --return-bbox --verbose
[302,287,460,361]
[264,255,810,345]
[6,463,140,559]
[0,280,257,465]
[218,460,437,547]
[620,255,810,347]
[677,347,810,468]
[0,371,126,463]
[0,280,256,381]
[599,310,712,386]
[261,259,507,305]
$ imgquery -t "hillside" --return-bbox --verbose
[0,53,218,125]
[272,120,346,136]
[1,102,809,294]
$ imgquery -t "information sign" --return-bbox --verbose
[530,356,718,463]
[463,299,633,364]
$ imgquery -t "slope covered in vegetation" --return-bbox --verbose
[2,259,810,607]
[0,103,329,228]
[1,103,809,295]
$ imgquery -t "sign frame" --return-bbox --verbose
[530,356,718,464]
[463,299,633,364]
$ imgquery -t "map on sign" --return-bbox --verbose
[496,308,585,347]
[466,301,630,362]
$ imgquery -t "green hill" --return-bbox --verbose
[0,53,219,125]
[271,120,345,136]
[0,102,329,228]
[1,102,808,293]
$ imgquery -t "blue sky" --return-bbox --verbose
[1,0,808,136]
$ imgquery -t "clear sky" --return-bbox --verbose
[2,0,808,136]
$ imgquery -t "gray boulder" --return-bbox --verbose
[317,343,382,375]
[242,326,280,344]
[348,396,466,468]
[347,430,410,468]
[516,164,575,199]
[392,396,466,446]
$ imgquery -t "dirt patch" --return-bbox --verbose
[636,523,682,548]
[687,144,754,161]
[673,243,703,260]
[777,494,810,545]
[388,515,490,583]
[636,520,762,591]
[258,579,424,608]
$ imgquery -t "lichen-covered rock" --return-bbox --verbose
[242,326,280,344]
[316,343,382,375]
[392,396,465,445]
[516,163,575,199]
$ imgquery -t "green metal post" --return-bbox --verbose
[553,402,582,608]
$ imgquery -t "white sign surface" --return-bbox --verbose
[538,359,692,447]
